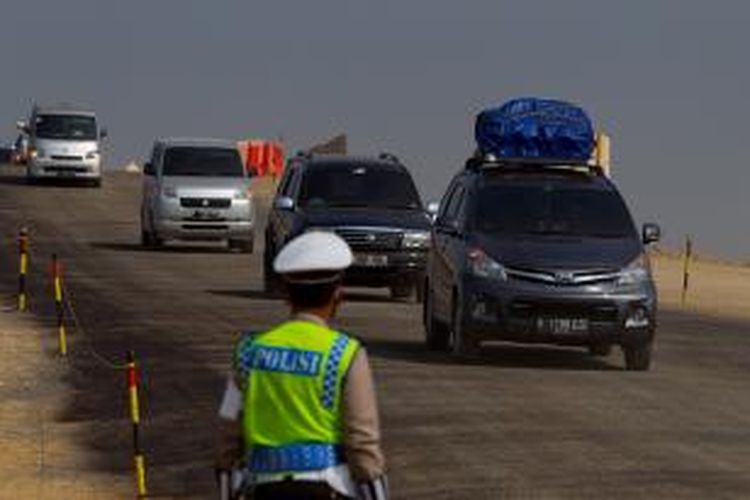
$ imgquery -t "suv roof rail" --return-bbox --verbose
[465,152,604,176]
[378,152,400,163]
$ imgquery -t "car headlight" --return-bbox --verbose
[233,188,252,200]
[85,150,99,159]
[467,248,508,281]
[617,254,651,286]
[162,186,178,199]
[30,148,41,159]
[402,230,431,249]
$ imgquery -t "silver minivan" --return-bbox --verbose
[141,138,255,252]
[18,104,106,186]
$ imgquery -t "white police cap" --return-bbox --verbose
[273,231,353,278]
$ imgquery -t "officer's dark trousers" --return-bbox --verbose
[251,480,352,499]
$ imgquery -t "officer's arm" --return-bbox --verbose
[342,348,389,499]
[215,374,244,471]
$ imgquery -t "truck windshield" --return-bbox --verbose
[475,183,637,238]
[163,147,244,177]
[299,164,422,210]
[35,114,97,141]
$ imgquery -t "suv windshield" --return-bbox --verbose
[35,114,97,141]
[476,182,637,238]
[163,147,244,177]
[299,164,422,210]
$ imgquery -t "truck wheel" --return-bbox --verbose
[623,341,652,371]
[451,294,480,357]
[424,285,450,351]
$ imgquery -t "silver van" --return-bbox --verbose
[141,138,255,252]
[18,104,106,186]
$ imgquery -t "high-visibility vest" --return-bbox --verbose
[234,321,360,474]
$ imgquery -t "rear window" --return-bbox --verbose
[299,163,422,210]
[162,147,244,177]
[475,182,637,238]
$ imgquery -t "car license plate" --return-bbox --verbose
[536,317,589,335]
[192,210,222,221]
[355,254,389,267]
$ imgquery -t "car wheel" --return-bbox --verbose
[589,343,612,357]
[451,293,480,357]
[141,228,152,247]
[229,239,254,253]
[623,341,652,371]
[424,283,450,351]
[390,283,416,302]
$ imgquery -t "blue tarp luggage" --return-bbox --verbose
[475,98,595,161]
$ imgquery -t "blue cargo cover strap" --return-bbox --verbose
[248,443,345,473]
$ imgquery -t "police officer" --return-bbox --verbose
[216,231,388,499]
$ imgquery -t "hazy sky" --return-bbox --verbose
[2,1,748,258]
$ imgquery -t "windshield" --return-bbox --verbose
[35,114,97,141]
[162,147,244,177]
[475,182,637,238]
[299,164,422,210]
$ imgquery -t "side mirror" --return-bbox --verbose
[436,218,461,237]
[16,120,28,133]
[642,223,661,245]
[143,162,155,176]
[274,196,295,211]
[426,201,439,220]
[99,128,109,139]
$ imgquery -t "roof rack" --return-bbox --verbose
[465,153,604,176]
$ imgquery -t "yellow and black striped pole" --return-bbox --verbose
[681,235,693,306]
[18,228,29,311]
[52,254,68,356]
[126,351,148,498]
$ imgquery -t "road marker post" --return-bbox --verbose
[681,235,693,306]
[52,254,68,356]
[126,351,148,498]
[17,228,29,311]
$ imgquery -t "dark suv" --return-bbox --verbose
[264,153,433,300]
[423,157,661,370]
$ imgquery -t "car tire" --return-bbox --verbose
[623,341,652,371]
[451,293,480,357]
[589,343,612,357]
[390,283,416,302]
[263,246,282,295]
[424,284,450,351]
[229,238,254,253]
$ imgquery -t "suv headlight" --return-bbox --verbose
[233,188,252,200]
[85,150,99,159]
[402,230,431,249]
[162,186,178,199]
[468,248,508,281]
[617,254,651,286]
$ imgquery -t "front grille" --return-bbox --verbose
[510,300,618,323]
[335,228,402,250]
[507,266,620,286]
[180,198,232,209]
[44,166,88,173]
[51,155,84,161]
[181,224,229,230]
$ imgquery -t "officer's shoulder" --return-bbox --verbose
[335,329,367,349]
[234,329,265,349]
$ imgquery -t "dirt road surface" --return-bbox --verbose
[1,166,749,499]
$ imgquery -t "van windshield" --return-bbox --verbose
[299,164,422,210]
[35,114,97,141]
[163,147,244,177]
[475,183,637,238]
